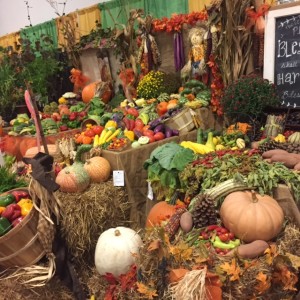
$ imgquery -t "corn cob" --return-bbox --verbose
[165,207,186,239]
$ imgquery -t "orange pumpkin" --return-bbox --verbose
[146,201,177,227]
[83,156,111,182]
[220,191,284,242]
[82,81,113,104]
[156,101,168,116]
[55,163,90,193]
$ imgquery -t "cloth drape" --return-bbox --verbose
[188,0,211,12]
[99,0,145,29]
[20,20,58,52]
[78,4,101,37]
[144,0,188,18]
[56,12,80,48]
[0,32,20,51]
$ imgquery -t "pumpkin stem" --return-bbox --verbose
[114,229,121,236]
[251,190,258,203]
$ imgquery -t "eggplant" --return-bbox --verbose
[154,124,165,133]
[172,129,179,136]
[133,129,143,139]
[165,126,174,138]
[149,118,163,130]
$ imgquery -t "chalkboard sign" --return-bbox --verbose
[264,4,300,108]
[275,14,300,107]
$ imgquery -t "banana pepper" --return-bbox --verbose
[18,199,33,217]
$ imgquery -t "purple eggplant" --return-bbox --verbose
[154,124,165,133]
[172,129,179,136]
[165,126,174,138]
[133,129,143,139]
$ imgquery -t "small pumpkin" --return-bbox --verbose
[94,227,142,277]
[146,201,177,227]
[220,190,284,242]
[83,156,111,182]
[82,81,112,104]
[55,163,90,193]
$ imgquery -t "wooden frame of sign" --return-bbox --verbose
[264,2,300,108]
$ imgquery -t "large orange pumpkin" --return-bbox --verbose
[82,81,112,104]
[220,190,284,242]
[83,156,111,182]
[146,201,177,227]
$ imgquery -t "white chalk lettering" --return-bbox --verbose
[277,72,300,85]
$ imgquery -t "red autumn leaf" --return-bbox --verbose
[119,265,137,292]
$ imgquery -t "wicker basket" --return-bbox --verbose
[164,108,195,135]
[0,188,45,268]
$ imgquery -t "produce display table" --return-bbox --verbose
[1,129,80,161]
[102,130,197,227]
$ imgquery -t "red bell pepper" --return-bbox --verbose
[11,190,29,203]
[12,216,24,227]
[2,204,22,222]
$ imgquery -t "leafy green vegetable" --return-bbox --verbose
[89,97,106,116]
[0,167,27,193]
[70,102,85,112]
[144,142,195,201]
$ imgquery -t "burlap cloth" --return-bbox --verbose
[101,107,221,227]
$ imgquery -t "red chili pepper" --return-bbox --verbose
[206,225,221,231]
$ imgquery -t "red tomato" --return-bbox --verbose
[143,129,154,137]
[147,135,156,143]
[84,129,95,137]
[92,125,104,135]
[154,132,165,141]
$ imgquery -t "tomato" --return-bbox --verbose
[92,125,104,135]
[147,135,156,143]
[143,129,154,137]
[218,233,229,242]
[154,132,165,141]
[84,129,95,137]
[156,101,168,116]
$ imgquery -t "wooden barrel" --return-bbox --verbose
[0,189,45,268]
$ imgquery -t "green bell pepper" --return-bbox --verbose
[0,194,15,207]
[0,217,11,236]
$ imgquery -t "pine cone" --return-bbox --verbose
[191,194,218,228]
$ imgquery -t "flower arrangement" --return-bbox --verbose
[152,12,208,33]
[221,75,281,121]
[137,71,180,99]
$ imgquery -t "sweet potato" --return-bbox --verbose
[226,240,269,259]
[262,150,300,168]
[261,149,289,158]
[294,162,300,171]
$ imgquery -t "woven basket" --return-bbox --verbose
[164,108,195,135]
[0,188,45,268]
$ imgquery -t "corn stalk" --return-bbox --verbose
[216,0,254,86]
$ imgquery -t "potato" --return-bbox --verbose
[180,211,193,233]
[226,240,269,259]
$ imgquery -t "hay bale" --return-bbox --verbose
[57,180,130,263]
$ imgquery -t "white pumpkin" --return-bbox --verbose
[94,227,143,277]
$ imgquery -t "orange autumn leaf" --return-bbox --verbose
[147,239,161,252]
[272,264,298,291]
[169,242,193,263]
[255,272,271,294]
[264,244,278,265]
[136,282,158,299]
[219,258,241,281]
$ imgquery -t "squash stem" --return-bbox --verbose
[250,190,258,203]
[114,229,121,236]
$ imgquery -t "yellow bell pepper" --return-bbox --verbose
[105,120,117,129]
[58,97,67,104]
[0,206,5,215]
[18,199,33,217]
[124,130,135,142]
